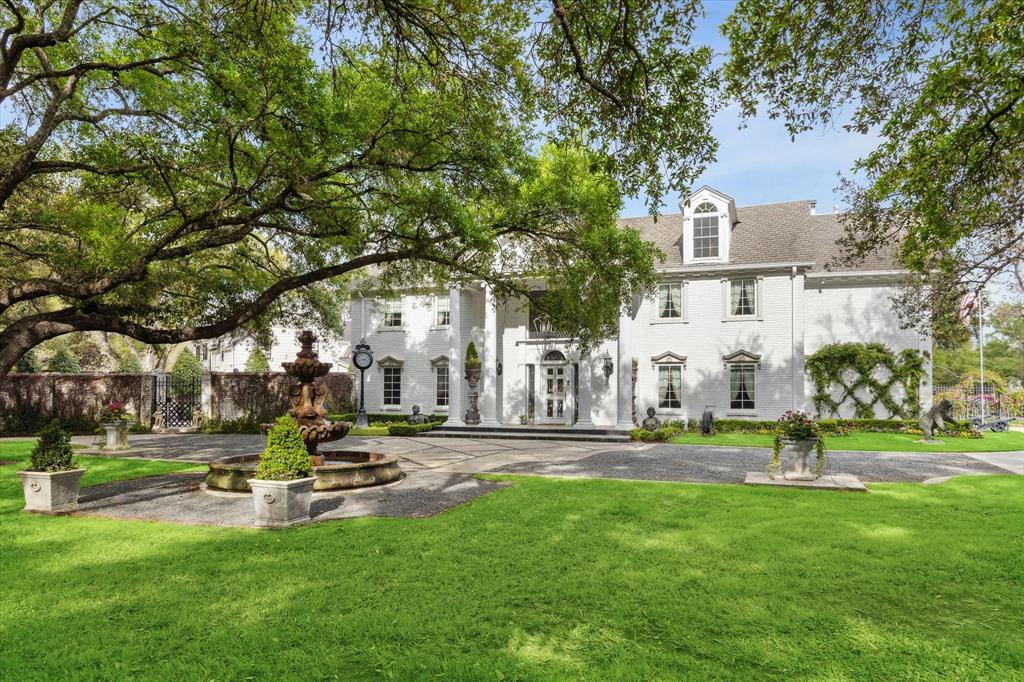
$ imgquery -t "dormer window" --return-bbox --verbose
[693,202,719,258]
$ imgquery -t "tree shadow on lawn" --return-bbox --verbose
[1,473,1022,680]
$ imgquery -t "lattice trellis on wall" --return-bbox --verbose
[806,342,925,419]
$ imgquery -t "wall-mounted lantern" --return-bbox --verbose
[601,352,614,383]
[496,360,503,376]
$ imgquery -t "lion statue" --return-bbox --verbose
[918,399,955,442]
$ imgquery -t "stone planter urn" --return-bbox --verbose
[248,477,317,528]
[782,438,820,481]
[101,421,128,450]
[464,365,482,425]
[17,469,86,513]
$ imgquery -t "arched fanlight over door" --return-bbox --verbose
[543,350,566,363]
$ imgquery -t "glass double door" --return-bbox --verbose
[542,365,566,423]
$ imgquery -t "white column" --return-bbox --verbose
[480,285,499,425]
[616,309,634,429]
[446,286,465,426]
[576,357,593,426]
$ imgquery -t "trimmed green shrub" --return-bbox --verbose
[47,347,81,373]
[630,423,683,442]
[245,347,271,372]
[254,416,311,481]
[203,417,262,434]
[387,423,435,436]
[28,420,76,472]
[170,350,203,399]
[14,349,40,373]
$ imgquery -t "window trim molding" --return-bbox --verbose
[651,351,687,367]
[380,297,404,330]
[722,349,762,369]
[432,293,451,329]
[377,355,404,370]
[727,362,757,412]
[381,364,403,409]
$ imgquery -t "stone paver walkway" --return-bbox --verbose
[75,470,507,527]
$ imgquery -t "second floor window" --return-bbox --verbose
[383,298,402,327]
[693,202,719,258]
[435,295,450,327]
[658,283,682,319]
[730,279,757,317]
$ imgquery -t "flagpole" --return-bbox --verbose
[978,287,985,423]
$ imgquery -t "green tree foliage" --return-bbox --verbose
[723,0,1023,345]
[255,416,312,481]
[0,0,718,374]
[28,420,76,472]
[990,302,1024,354]
[170,351,203,399]
[47,347,81,373]
[117,349,143,374]
[933,339,1024,386]
[245,347,271,373]
[14,349,39,373]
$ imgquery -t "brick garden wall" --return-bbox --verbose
[0,373,153,434]
[207,372,353,424]
[0,372,353,434]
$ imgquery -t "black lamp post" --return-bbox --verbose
[351,338,374,428]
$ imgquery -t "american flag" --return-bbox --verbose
[959,291,977,327]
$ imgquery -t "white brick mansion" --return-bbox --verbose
[349,187,931,428]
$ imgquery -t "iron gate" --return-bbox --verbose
[152,374,201,427]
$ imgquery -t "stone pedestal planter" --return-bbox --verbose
[18,469,85,513]
[101,421,128,450]
[782,438,819,481]
[247,477,317,528]
[464,366,481,425]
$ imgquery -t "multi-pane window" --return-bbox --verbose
[383,298,402,327]
[383,366,401,406]
[729,364,755,409]
[730,279,757,316]
[693,202,719,258]
[435,295,450,327]
[658,283,682,319]
[436,366,449,407]
[658,365,682,409]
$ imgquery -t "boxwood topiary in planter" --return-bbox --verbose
[29,420,76,471]
[19,420,84,513]
[255,415,312,481]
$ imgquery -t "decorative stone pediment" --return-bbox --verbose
[651,351,687,365]
[722,350,761,368]
[377,355,404,368]
[430,355,449,368]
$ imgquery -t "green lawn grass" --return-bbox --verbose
[1,439,1023,679]
[670,429,1024,452]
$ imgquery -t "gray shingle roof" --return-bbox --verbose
[619,200,899,272]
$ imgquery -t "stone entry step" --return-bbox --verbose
[425,425,632,443]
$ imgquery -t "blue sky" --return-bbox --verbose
[620,1,881,218]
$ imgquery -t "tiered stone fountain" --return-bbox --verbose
[205,331,403,493]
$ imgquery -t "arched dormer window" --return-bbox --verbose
[693,202,719,258]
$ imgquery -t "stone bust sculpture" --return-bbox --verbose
[641,406,661,432]
[407,405,430,425]
[918,399,955,441]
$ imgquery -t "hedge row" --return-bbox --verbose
[386,423,437,436]
[327,413,448,425]
[632,417,980,442]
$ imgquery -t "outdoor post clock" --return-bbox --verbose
[352,339,373,428]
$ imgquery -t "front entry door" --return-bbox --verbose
[542,365,566,424]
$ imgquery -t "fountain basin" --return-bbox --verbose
[205,451,403,493]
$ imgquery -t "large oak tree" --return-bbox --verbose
[723,0,1023,346]
[0,0,719,374]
